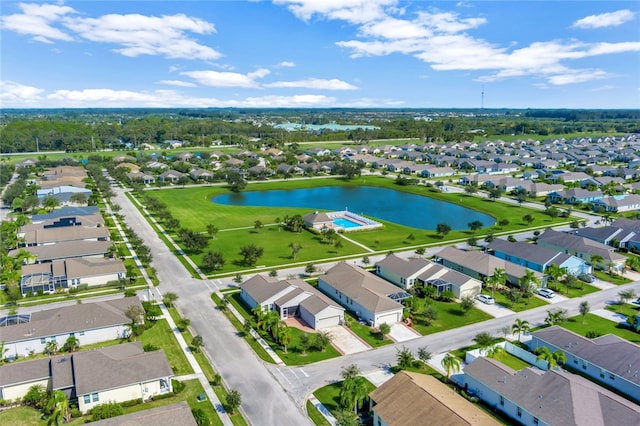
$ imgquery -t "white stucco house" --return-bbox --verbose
[240,274,345,329]
[318,262,407,327]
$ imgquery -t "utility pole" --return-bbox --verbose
[481,85,485,111]
[35,136,39,153]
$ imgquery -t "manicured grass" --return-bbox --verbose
[313,378,376,416]
[411,299,493,336]
[561,314,640,344]
[344,313,391,348]
[490,291,549,312]
[491,351,531,371]
[146,177,570,273]
[546,281,600,298]
[307,400,331,426]
[604,302,640,319]
[592,270,632,285]
[138,319,193,376]
[0,406,45,426]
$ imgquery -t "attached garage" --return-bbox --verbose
[374,310,404,327]
[300,297,344,330]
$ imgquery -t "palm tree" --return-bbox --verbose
[589,254,604,271]
[579,301,590,324]
[62,335,80,353]
[277,326,292,353]
[535,346,567,370]
[490,268,506,296]
[441,353,461,380]
[519,269,539,292]
[45,390,70,425]
[511,319,530,342]
[545,264,566,290]
[339,375,368,414]
[288,242,302,260]
[486,344,505,360]
[252,306,268,331]
[44,341,58,355]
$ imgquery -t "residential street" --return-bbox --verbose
[111,186,312,426]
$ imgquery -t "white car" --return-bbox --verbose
[538,288,555,298]
[477,294,495,304]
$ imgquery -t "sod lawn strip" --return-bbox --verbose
[313,379,376,417]
[306,400,331,426]
[592,270,632,285]
[561,314,640,344]
[546,282,600,298]
[344,312,392,347]
[489,291,549,312]
[410,300,493,336]
[139,319,193,376]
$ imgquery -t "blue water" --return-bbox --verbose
[212,186,495,230]
[333,217,362,229]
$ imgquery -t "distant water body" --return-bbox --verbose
[212,186,494,230]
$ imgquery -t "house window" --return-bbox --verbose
[610,374,615,380]
[50,336,56,343]
[573,359,578,365]
[91,393,99,402]
[79,331,84,336]
[517,407,522,418]
[70,332,75,337]
[582,362,587,370]
[84,395,90,404]
[41,338,46,344]
[533,417,539,425]
[499,396,504,406]
[600,370,605,379]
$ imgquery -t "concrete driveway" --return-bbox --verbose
[473,299,515,318]
[324,326,370,355]
[388,323,421,342]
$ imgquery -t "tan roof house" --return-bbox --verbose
[370,371,499,426]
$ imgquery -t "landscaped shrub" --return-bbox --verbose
[143,343,159,352]
[586,330,602,339]
[151,393,175,401]
[69,408,82,418]
[191,408,211,426]
[172,379,186,394]
[120,398,143,407]
[91,402,123,420]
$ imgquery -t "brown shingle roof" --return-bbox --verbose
[370,371,499,426]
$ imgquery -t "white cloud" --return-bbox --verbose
[0,81,337,108]
[264,78,358,90]
[280,3,639,86]
[2,4,220,60]
[156,80,197,87]
[277,61,296,67]
[572,9,636,29]
[181,68,270,88]
[0,81,44,106]
[0,3,76,43]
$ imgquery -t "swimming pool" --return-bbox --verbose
[333,217,362,229]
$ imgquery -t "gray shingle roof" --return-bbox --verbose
[464,357,640,426]
[488,238,574,268]
[532,326,640,387]
[9,240,113,262]
[0,297,142,344]
[375,253,431,277]
[537,229,626,263]
[93,401,197,426]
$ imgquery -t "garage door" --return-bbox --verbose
[315,315,341,329]
[376,311,401,326]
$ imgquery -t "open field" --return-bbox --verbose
[147,176,570,274]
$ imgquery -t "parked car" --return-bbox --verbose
[477,294,495,304]
[632,297,640,306]
[537,288,555,299]
[578,274,595,283]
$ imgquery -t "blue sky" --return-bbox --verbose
[1,1,639,109]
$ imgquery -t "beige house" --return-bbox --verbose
[0,342,173,413]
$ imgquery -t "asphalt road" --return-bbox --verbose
[111,185,312,426]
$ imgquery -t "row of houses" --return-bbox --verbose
[10,203,125,296]
[0,297,177,415]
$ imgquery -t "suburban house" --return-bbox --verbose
[375,254,482,298]
[0,297,142,359]
[92,401,197,426]
[318,262,407,327]
[36,185,92,204]
[240,274,344,329]
[30,206,101,224]
[593,194,640,213]
[464,357,640,426]
[126,171,155,185]
[529,326,640,402]
[548,188,604,205]
[20,257,126,295]
[303,211,333,231]
[435,246,545,287]
[537,229,626,272]
[10,240,114,264]
[20,225,110,247]
[487,238,591,276]
[158,170,185,183]
[571,226,636,248]
[0,342,173,413]
[369,371,499,426]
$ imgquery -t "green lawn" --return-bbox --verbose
[145,177,570,274]
[491,351,531,370]
[307,400,331,426]
[546,281,600,298]
[0,406,45,426]
[411,299,493,336]
[561,314,640,344]
[604,302,640,319]
[592,270,633,285]
[344,313,392,348]
[138,319,193,376]
[313,378,376,416]
[490,291,549,312]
